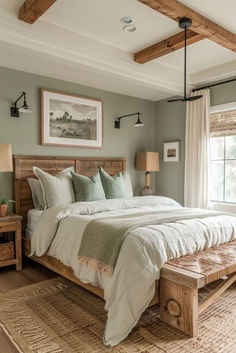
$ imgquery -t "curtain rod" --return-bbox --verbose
[192,78,236,92]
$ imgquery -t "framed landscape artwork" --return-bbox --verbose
[41,89,103,148]
[163,141,180,162]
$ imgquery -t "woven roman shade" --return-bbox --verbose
[210,110,236,137]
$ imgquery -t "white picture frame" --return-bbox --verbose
[163,141,180,162]
[41,89,103,148]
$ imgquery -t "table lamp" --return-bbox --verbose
[0,144,13,197]
[136,152,159,195]
[0,144,13,173]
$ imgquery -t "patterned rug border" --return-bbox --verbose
[0,320,24,353]
[0,277,77,353]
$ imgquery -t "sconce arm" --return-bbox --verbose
[117,112,140,121]
[13,92,26,107]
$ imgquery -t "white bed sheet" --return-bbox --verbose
[26,209,43,239]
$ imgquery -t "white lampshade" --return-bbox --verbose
[0,144,13,172]
[18,107,33,113]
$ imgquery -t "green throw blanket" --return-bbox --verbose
[78,208,224,276]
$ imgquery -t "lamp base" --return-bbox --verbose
[140,186,154,196]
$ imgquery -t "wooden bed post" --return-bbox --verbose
[160,277,198,336]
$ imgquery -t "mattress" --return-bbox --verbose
[26,209,43,239]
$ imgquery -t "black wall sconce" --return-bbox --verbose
[10,92,33,117]
[115,112,144,129]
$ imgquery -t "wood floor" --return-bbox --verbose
[0,258,57,353]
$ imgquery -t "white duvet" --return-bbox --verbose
[30,196,236,346]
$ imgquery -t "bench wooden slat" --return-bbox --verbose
[198,273,236,315]
[161,263,205,289]
[166,241,236,284]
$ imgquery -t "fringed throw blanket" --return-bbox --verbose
[78,208,225,276]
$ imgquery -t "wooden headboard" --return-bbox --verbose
[13,155,126,231]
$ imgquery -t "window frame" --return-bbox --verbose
[210,102,236,205]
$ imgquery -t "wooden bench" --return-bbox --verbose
[160,240,236,336]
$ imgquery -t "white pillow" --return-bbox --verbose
[121,171,133,198]
[27,178,46,210]
[153,196,182,208]
[33,166,75,208]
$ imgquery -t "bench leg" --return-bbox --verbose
[160,277,198,336]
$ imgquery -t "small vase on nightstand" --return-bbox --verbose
[0,204,8,217]
[0,199,15,217]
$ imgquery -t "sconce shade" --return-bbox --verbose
[134,115,144,127]
[0,144,13,172]
[19,106,32,113]
[136,152,159,172]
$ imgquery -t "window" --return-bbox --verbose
[210,136,236,202]
[210,103,236,204]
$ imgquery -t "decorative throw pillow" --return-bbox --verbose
[27,178,45,210]
[121,171,133,198]
[71,171,105,202]
[99,167,125,199]
[33,166,75,208]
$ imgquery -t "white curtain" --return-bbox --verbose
[184,89,210,209]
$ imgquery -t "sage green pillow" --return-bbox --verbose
[71,171,105,202]
[99,167,125,199]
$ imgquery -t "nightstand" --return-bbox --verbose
[0,214,22,271]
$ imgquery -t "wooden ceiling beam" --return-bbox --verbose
[138,0,236,54]
[135,29,204,63]
[19,0,57,24]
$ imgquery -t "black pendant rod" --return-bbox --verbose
[184,25,187,99]
[192,78,236,92]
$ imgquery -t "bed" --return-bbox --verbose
[15,155,154,302]
[14,155,236,347]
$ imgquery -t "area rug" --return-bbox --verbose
[0,277,235,353]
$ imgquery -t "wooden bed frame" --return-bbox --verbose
[14,155,236,337]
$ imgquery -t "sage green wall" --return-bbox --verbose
[156,79,236,205]
[210,79,236,106]
[1,65,235,206]
[155,99,186,205]
[0,66,156,201]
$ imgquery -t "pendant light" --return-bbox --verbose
[168,18,203,103]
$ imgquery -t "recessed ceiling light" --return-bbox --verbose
[121,16,133,24]
[123,25,136,32]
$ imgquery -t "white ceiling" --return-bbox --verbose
[0,0,235,101]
